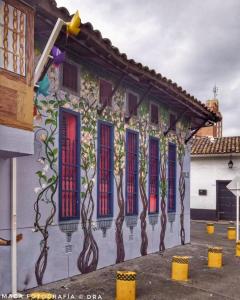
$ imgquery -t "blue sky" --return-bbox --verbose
[57,0,240,136]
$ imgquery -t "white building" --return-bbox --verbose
[191,136,240,221]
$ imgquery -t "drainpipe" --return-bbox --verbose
[11,157,17,296]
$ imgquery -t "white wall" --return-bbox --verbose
[191,156,240,210]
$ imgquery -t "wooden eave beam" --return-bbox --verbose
[164,110,188,136]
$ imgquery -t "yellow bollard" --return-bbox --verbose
[236,241,240,257]
[206,223,214,234]
[116,271,136,300]
[30,291,54,300]
[227,226,236,240]
[208,247,222,268]
[171,256,189,281]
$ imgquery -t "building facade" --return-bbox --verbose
[191,137,240,220]
[0,0,220,293]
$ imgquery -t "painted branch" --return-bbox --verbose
[159,155,167,252]
[115,173,125,263]
[179,160,186,245]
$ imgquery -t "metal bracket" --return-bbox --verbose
[184,119,213,144]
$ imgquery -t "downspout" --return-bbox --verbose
[11,157,17,296]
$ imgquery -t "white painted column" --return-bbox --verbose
[11,157,17,295]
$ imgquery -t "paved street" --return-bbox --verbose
[26,221,240,300]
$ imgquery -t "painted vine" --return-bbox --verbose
[176,120,190,245]
[77,71,99,273]
[33,95,65,285]
[111,92,126,263]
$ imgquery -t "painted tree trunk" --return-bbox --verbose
[179,159,186,245]
[115,173,125,263]
[78,189,99,273]
[140,178,148,256]
[159,156,167,252]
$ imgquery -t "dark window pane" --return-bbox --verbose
[151,104,159,124]
[100,79,112,106]
[62,62,78,92]
[128,93,138,116]
[170,114,176,131]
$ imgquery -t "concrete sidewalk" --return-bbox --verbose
[24,222,240,300]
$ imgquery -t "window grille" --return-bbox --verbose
[149,137,159,213]
[97,121,114,217]
[59,108,80,220]
[126,130,139,215]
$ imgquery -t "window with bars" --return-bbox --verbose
[62,61,78,92]
[170,113,176,131]
[126,129,139,215]
[168,143,177,212]
[97,121,114,217]
[150,103,159,125]
[59,108,80,221]
[99,79,112,107]
[127,92,138,116]
[149,137,159,213]
[0,1,26,76]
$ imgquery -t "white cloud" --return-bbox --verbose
[56,0,240,136]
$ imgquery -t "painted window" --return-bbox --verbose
[150,103,159,125]
[149,137,159,213]
[62,61,78,92]
[97,121,114,217]
[126,130,139,215]
[168,143,177,212]
[0,1,26,75]
[99,79,112,107]
[127,92,138,116]
[170,113,176,131]
[59,108,80,220]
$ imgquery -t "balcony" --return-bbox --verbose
[0,0,34,158]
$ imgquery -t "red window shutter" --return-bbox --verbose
[62,62,78,92]
[128,93,138,116]
[151,104,159,124]
[61,111,78,219]
[100,79,112,106]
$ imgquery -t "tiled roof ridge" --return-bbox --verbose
[43,0,220,121]
[191,136,240,155]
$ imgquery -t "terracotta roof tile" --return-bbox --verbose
[191,137,240,155]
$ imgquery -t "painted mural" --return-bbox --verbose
[32,58,190,285]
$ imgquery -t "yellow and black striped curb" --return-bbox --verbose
[116,272,136,281]
[228,227,236,230]
[208,247,222,253]
[172,256,189,264]
[207,223,214,226]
